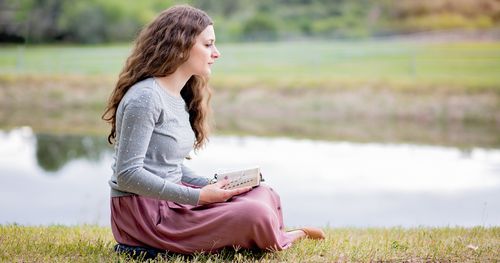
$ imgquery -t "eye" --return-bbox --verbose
[205,43,213,47]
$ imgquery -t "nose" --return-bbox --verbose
[212,45,220,59]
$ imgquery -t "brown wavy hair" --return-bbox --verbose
[102,5,213,150]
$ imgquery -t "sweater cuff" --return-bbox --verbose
[190,188,202,206]
[157,181,202,206]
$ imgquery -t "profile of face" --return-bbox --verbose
[180,25,221,78]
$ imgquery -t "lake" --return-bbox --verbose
[1,126,499,228]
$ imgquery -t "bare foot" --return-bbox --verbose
[285,229,307,244]
[299,227,326,240]
[285,226,326,244]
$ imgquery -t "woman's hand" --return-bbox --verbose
[198,179,252,205]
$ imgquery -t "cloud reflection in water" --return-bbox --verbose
[0,127,499,227]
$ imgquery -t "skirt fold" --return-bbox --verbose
[111,185,292,254]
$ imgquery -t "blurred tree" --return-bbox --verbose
[242,13,278,41]
[59,1,108,43]
[191,0,243,17]
[0,0,499,43]
[1,0,65,43]
[0,0,25,42]
[35,133,110,173]
[389,0,500,31]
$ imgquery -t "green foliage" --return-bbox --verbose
[242,14,279,41]
[385,0,500,32]
[1,0,500,43]
[58,2,109,43]
[1,0,175,43]
[401,13,495,31]
[35,133,110,172]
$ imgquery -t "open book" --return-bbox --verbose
[214,167,264,190]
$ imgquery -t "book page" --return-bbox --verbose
[215,167,261,190]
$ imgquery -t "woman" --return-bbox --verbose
[102,5,325,254]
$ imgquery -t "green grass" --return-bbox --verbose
[215,41,500,86]
[1,40,500,147]
[0,225,498,262]
[1,40,500,90]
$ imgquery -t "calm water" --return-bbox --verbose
[1,127,499,227]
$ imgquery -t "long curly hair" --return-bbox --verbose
[102,5,213,150]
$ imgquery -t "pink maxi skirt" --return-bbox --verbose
[110,185,293,254]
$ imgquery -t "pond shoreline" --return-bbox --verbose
[1,75,499,148]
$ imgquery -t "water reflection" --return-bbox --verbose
[0,127,499,227]
[36,133,111,172]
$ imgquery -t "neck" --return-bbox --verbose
[155,69,192,97]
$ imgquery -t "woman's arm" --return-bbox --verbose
[180,164,210,188]
[114,89,201,205]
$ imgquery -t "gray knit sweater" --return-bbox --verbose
[108,77,210,205]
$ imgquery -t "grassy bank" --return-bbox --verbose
[1,40,499,147]
[0,225,498,262]
[1,41,500,90]
[1,75,500,148]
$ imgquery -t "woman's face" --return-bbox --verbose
[182,25,220,78]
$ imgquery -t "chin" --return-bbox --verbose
[194,72,211,79]
[202,70,212,78]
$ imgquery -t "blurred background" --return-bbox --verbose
[0,0,499,228]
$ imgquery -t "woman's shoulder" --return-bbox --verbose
[122,78,162,107]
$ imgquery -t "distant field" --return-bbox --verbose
[1,41,499,146]
[1,40,499,90]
